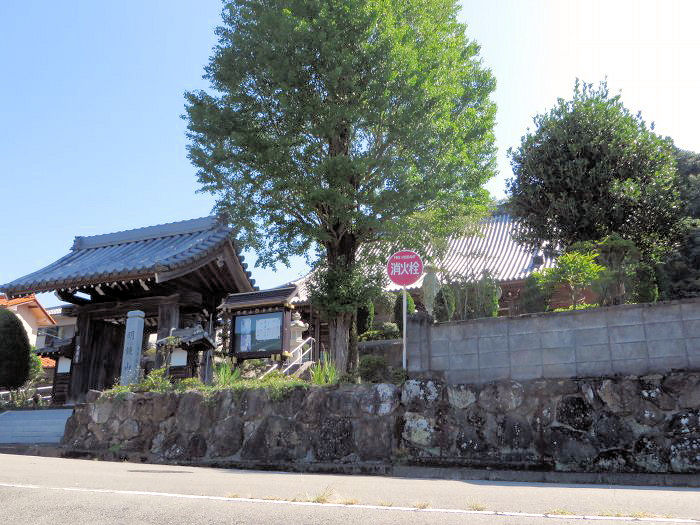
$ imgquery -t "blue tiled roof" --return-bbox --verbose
[1,216,254,296]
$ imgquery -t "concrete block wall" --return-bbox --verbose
[406,299,700,384]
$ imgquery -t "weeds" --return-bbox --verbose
[546,508,575,516]
[309,486,334,504]
[413,502,430,510]
[377,501,394,507]
[468,502,487,511]
[309,352,338,385]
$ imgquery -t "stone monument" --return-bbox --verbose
[119,310,145,385]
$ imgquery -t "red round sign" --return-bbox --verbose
[386,250,424,287]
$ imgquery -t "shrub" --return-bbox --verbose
[310,352,339,385]
[393,294,416,333]
[542,252,604,308]
[358,355,388,383]
[28,352,44,383]
[176,377,205,391]
[0,309,31,390]
[446,270,501,321]
[633,263,659,303]
[356,301,375,334]
[519,272,550,313]
[433,286,456,322]
[134,367,172,393]
[389,367,408,385]
[358,322,400,342]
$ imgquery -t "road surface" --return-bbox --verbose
[0,454,698,524]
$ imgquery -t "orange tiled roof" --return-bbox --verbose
[0,293,56,326]
[40,356,56,368]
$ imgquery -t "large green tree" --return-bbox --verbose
[507,80,683,259]
[185,0,497,370]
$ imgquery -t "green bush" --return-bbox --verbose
[358,355,388,383]
[176,377,205,391]
[134,367,172,393]
[519,272,550,313]
[356,301,375,334]
[393,293,416,333]
[358,321,400,342]
[0,309,31,390]
[389,367,408,385]
[542,252,604,308]
[632,262,659,303]
[433,286,456,322]
[447,270,501,321]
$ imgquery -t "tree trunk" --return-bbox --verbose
[328,312,352,373]
[348,311,359,374]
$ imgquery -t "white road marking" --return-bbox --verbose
[0,481,697,523]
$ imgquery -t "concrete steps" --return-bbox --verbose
[0,409,73,444]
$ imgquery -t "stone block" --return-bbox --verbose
[644,321,684,341]
[689,354,700,368]
[649,355,688,372]
[511,365,542,381]
[449,338,478,356]
[449,353,479,370]
[429,341,449,357]
[612,358,650,375]
[476,318,509,336]
[576,360,613,377]
[540,330,575,349]
[686,337,700,356]
[478,335,508,354]
[681,301,700,320]
[508,317,539,334]
[575,344,611,363]
[647,339,687,358]
[479,351,510,368]
[542,363,577,378]
[574,327,610,346]
[542,347,575,365]
[606,307,643,326]
[479,366,511,382]
[430,355,449,371]
[609,324,645,344]
[431,325,450,342]
[683,319,700,338]
[509,332,541,351]
[444,369,480,385]
[566,310,608,329]
[449,324,471,341]
[611,341,648,360]
[510,349,542,367]
[642,303,681,323]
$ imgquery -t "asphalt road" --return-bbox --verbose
[0,454,698,524]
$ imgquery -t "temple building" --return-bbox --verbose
[0,216,255,401]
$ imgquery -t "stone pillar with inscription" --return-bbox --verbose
[120,310,145,386]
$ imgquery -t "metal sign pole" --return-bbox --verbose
[402,287,407,370]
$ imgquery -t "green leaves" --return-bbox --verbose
[185,0,496,268]
[541,252,605,307]
[507,80,683,259]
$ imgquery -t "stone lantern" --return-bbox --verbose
[289,311,308,360]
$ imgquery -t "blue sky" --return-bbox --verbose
[1,0,698,308]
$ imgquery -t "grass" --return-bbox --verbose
[103,367,309,402]
[338,498,358,505]
[377,501,394,507]
[308,486,335,504]
[412,502,430,510]
[468,502,487,511]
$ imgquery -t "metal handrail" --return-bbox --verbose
[281,337,315,375]
[259,363,279,379]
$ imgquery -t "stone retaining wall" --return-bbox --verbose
[407,299,700,385]
[63,371,700,473]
